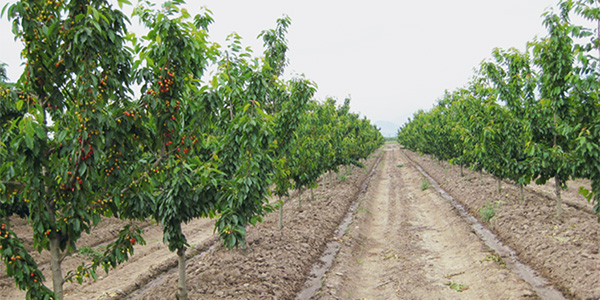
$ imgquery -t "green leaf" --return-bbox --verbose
[24,122,34,150]
[91,20,101,33]
[79,163,87,176]
[181,8,191,19]
[90,6,99,22]
[73,218,80,232]
[250,216,258,226]
[35,126,46,140]
[1,3,10,18]
[579,186,593,202]
[117,0,132,9]
[56,131,67,144]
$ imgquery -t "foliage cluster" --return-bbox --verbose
[398,0,600,221]
[0,0,383,299]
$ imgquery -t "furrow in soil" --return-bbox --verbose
[316,143,538,300]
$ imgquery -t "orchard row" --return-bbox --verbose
[398,0,600,220]
[0,1,384,299]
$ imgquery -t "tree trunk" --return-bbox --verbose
[177,247,188,300]
[497,177,502,194]
[49,235,64,300]
[310,188,314,201]
[460,164,464,177]
[278,199,284,230]
[519,184,524,204]
[553,110,562,219]
[555,177,563,219]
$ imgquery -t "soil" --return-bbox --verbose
[402,148,600,300]
[1,144,599,299]
[315,144,537,300]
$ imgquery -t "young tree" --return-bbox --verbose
[208,26,314,249]
[559,0,600,218]
[124,2,225,299]
[129,7,315,299]
[529,7,578,218]
[481,48,536,200]
[1,1,144,298]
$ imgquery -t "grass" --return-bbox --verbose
[420,180,430,190]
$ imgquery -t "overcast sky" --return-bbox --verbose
[1,0,562,129]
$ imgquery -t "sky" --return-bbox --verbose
[0,0,565,133]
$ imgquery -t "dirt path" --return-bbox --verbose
[317,144,537,299]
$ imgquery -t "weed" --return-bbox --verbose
[338,174,347,182]
[396,164,404,168]
[480,200,499,222]
[420,180,430,190]
[446,281,469,292]
[484,253,506,267]
[345,167,353,176]
[356,208,371,214]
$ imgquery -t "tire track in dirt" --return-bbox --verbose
[316,143,538,300]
